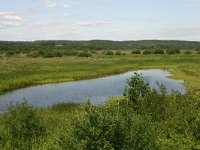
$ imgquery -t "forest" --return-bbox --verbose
[1,40,200,52]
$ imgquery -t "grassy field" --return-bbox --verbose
[0,53,200,94]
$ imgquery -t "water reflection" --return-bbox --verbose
[0,69,185,111]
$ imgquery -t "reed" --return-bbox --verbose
[0,54,200,93]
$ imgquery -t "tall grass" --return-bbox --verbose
[0,54,200,93]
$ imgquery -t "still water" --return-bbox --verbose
[0,69,185,111]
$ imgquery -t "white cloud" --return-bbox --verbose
[63,4,69,8]
[93,0,112,2]
[38,0,70,9]
[0,11,22,28]
[77,20,111,27]
[0,12,21,21]
[47,2,57,8]
[38,0,58,8]
[64,12,70,17]
[156,27,200,40]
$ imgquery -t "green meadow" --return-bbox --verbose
[1,52,200,149]
[0,53,200,94]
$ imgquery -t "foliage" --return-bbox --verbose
[1,40,200,52]
[63,50,78,56]
[132,50,141,54]
[1,102,46,149]
[142,50,153,55]
[105,50,114,55]
[184,50,192,54]
[115,51,121,55]
[0,73,200,149]
[43,51,63,58]
[124,73,151,104]
[154,49,165,54]
[1,54,200,94]
[166,49,180,54]
[6,51,15,56]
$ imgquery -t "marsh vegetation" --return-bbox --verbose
[0,74,200,149]
[1,40,200,149]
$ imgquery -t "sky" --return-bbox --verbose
[0,0,200,41]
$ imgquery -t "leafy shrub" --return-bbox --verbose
[6,51,15,56]
[43,52,55,58]
[166,49,179,54]
[175,49,180,54]
[42,51,63,58]
[115,51,121,55]
[2,102,45,149]
[124,73,169,121]
[78,51,92,57]
[184,50,192,54]
[105,51,114,55]
[193,113,200,141]
[62,100,159,149]
[28,51,40,57]
[154,49,165,54]
[132,50,141,54]
[53,51,63,57]
[124,73,151,104]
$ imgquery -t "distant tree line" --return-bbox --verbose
[1,40,200,52]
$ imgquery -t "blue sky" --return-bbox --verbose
[0,0,200,41]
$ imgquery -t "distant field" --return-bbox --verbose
[0,52,200,93]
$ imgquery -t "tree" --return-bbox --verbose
[124,73,151,104]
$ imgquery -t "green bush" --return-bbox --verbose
[115,51,121,55]
[42,51,63,58]
[175,49,180,54]
[132,50,141,54]
[166,49,180,54]
[43,52,55,58]
[28,51,40,57]
[184,50,192,54]
[124,73,151,104]
[61,100,159,149]
[53,51,63,57]
[2,102,46,149]
[154,49,165,54]
[6,51,15,56]
[105,51,114,55]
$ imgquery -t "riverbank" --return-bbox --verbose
[0,54,200,93]
[0,69,185,112]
